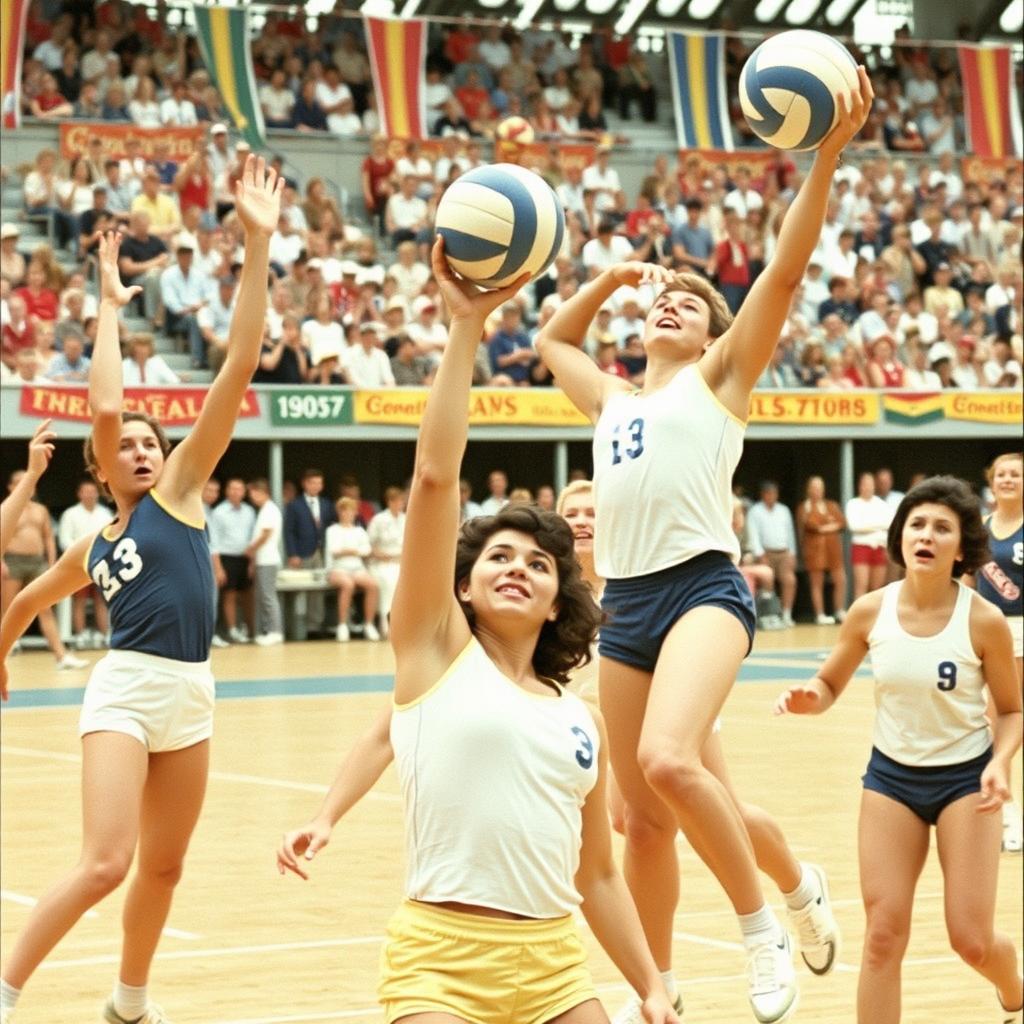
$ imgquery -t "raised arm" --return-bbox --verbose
[0,420,56,555]
[159,156,283,512]
[535,262,671,422]
[90,233,143,487]
[388,239,527,698]
[704,68,873,412]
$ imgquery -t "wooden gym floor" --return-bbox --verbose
[1,626,1021,1023]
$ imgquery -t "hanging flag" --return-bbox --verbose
[193,4,265,150]
[666,32,733,152]
[1,0,29,129]
[364,16,428,139]
[958,45,1022,159]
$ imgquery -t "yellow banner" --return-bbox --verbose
[944,392,1023,425]
[748,392,879,425]
[355,389,591,426]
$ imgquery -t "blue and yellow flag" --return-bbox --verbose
[666,32,733,152]
[193,5,265,150]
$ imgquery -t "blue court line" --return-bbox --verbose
[1,661,872,711]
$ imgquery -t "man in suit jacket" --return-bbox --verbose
[283,467,336,638]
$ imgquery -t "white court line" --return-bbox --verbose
[2,889,98,919]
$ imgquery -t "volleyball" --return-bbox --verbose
[434,163,565,289]
[739,30,859,152]
[495,115,535,145]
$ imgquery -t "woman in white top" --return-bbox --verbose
[128,77,162,129]
[535,61,874,1024]
[324,496,379,643]
[121,334,180,386]
[277,238,679,1024]
[300,293,345,369]
[776,477,1023,1023]
[367,486,406,639]
[845,471,894,601]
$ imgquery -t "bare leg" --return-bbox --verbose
[856,790,930,1024]
[0,573,22,617]
[0,732,147,989]
[852,563,870,602]
[808,570,825,618]
[332,573,355,623]
[119,740,210,985]
[36,606,69,661]
[221,589,237,631]
[776,554,797,616]
[547,998,610,1023]
[354,570,378,624]
[868,563,888,594]
[831,566,847,614]
[393,1014,472,1024]
[72,592,87,634]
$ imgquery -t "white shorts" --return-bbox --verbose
[1008,616,1023,659]
[79,649,215,753]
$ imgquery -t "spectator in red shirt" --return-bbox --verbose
[29,73,72,120]
[596,339,629,379]
[711,211,751,313]
[865,334,906,387]
[625,186,658,239]
[14,262,59,323]
[174,149,213,215]
[454,69,491,124]
[361,136,396,234]
[1,295,36,370]
[444,25,480,66]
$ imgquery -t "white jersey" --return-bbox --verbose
[868,581,990,767]
[391,636,599,918]
[592,364,743,579]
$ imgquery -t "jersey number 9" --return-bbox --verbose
[936,661,957,692]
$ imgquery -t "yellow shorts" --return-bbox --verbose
[378,900,597,1024]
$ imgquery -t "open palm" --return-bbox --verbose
[234,155,284,236]
[98,231,141,308]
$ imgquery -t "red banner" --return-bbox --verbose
[958,46,1022,158]
[1,0,28,129]
[365,17,427,139]
[496,141,596,173]
[19,386,260,426]
[960,155,1024,187]
[678,149,777,187]
[59,123,205,161]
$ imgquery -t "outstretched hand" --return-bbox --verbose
[98,232,142,308]
[431,236,530,325]
[819,66,874,158]
[234,155,284,237]
[773,684,822,716]
[277,820,332,880]
[25,418,56,478]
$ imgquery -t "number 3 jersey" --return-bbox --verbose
[85,491,215,663]
[867,581,989,767]
[592,363,743,580]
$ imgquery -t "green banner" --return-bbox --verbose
[269,389,353,427]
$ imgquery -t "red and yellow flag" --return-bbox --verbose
[1,0,29,129]
[958,45,1022,158]
[364,16,427,139]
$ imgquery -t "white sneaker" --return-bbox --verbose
[780,611,795,628]
[363,622,381,641]
[787,863,840,975]
[73,631,90,650]
[210,634,230,648]
[335,623,350,643]
[56,654,88,670]
[228,626,249,644]
[2,1007,13,1023]
[611,992,684,1024]
[102,999,172,1023]
[1002,802,1023,854]
[814,614,836,626]
[747,930,798,1023]
[834,608,847,623]
[254,632,284,647]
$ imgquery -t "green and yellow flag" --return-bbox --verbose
[193,5,265,150]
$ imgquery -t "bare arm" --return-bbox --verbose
[0,420,56,555]
[159,157,282,511]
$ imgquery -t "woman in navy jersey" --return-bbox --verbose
[976,451,1023,853]
[534,64,874,1024]
[0,157,281,1024]
[776,476,1023,1024]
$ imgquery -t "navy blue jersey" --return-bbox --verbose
[85,491,215,662]
[978,516,1023,619]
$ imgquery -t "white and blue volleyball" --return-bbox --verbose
[739,30,859,152]
[435,163,565,289]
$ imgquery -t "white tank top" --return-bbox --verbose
[390,636,600,918]
[592,364,744,579]
[868,581,990,767]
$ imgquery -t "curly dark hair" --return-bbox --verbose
[454,504,602,687]
[83,411,172,500]
[886,475,990,577]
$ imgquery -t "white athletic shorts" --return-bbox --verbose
[1008,616,1023,659]
[79,649,215,752]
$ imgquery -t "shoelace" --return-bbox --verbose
[747,941,788,995]
[789,900,831,946]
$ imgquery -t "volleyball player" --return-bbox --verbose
[0,156,281,1024]
[278,237,680,1024]
[775,476,1024,1024]
[976,452,1023,853]
[533,62,873,1024]
[0,420,56,556]
[557,481,839,1022]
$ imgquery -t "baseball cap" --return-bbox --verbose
[359,321,385,336]
[1,223,20,239]
[210,123,228,135]
[412,295,437,316]
[306,258,324,271]
[176,239,195,251]
[356,266,385,286]
[340,260,360,276]
[936,261,951,271]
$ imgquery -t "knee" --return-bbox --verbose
[80,852,132,896]
[138,858,185,890]
[948,926,992,969]
[862,908,911,969]
[621,802,676,851]
[637,746,703,803]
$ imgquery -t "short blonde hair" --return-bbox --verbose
[336,496,359,514]
[556,479,592,516]
[661,272,734,338]
[986,452,1023,483]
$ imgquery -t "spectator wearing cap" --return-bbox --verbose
[121,332,180,386]
[160,241,209,368]
[130,167,181,242]
[488,303,535,386]
[0,224,25,287]
[923,262,964,318]
[256,313,310,385]
[343,322,395,387]
[405,296,447,367]
[671,198,714,276]
[198,274,237,374]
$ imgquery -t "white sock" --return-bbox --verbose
[112,981,148,1021]
[0,980,21,1011]
[660,968,679,1001]
[738,904,781,951]
[783,863,818,911]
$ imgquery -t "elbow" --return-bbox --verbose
[90,401,123,420]
[412,461,457,492]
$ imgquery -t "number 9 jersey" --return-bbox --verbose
[85,491,215,662]
[867,581,989,767]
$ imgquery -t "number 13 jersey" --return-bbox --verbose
[85,491,215,662]
[868,581,989,767]
[592,364,744,580]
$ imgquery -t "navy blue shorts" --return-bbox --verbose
[598,551,756,673]
[862,746,993,826]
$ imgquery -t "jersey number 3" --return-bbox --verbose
[611,417,645,466]
[92,538,144,601]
